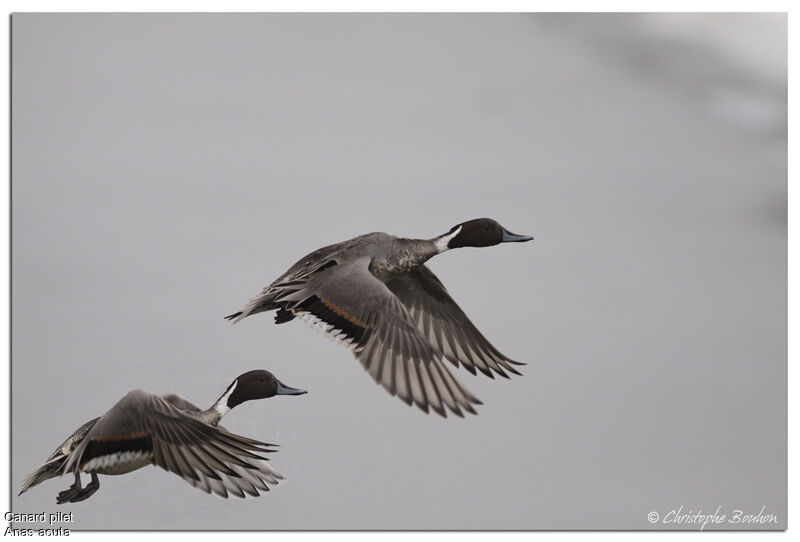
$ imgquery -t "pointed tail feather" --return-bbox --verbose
[19,456,66,496]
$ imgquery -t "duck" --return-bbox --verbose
[225,218,533,418]
[18,370,307,503]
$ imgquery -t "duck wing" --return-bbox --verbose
[161,394,235,432]
[386,265,525,379]
[161,393,201,412]
[278,257,482,418]
[64,390,281,498]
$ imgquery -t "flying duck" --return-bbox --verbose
[226,218,533,418]
[19,370,307,503]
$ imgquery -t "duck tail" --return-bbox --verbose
[224,296,279,324]
[19,456,65,496]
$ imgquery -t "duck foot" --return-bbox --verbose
[57,473,99,504]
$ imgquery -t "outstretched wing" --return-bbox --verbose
[386,265,525,378]
[161,393,201,412]
[278,257,482,418]
[64,391,281,498]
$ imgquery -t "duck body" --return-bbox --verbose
[19,370,307,504]
[227,218,533,418]
[241,231,435,311]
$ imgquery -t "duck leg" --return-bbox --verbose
[68,473,100,502]
[71,473,100,502]
[56,473,83,504]
[56,473,100,504]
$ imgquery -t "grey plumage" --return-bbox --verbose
[20,370,306,503]
[227,218,533,418]
[18,417,100,497]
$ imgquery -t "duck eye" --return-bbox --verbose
[259,379,265,382]
[484,225,491,231]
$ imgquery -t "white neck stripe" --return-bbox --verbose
[215,379,238,417]
[434,225,462,253]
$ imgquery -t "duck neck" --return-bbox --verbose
[201,379,239,427]
[374,238,435,278]
[372,233,458,281]
[431,226,462,254]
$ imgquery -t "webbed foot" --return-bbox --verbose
[56,474,82,505]
[57,473,99,504]
[66,473,99,502]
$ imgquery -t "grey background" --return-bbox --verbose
[11,13,786,530]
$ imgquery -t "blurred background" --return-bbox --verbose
[11,13,786,530]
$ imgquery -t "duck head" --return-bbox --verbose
[226,369,307,409]
[441,218,533,250]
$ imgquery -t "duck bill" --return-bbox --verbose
[501,229,534,243]
[276,381,308,396]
